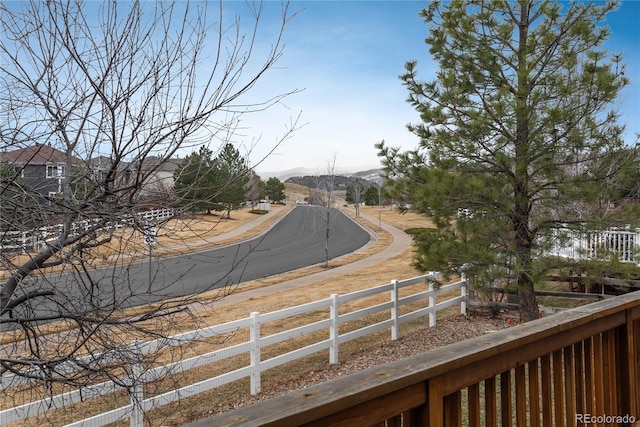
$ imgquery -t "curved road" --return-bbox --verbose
[13,207,372,319]
[138,206,371,301]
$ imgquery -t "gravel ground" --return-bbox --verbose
[210,315,510,415]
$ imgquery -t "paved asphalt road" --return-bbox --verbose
[13,206,371,321]
[136,206,371,302]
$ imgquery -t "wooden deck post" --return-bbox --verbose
[428,376,444,426]
[616,308,640,418]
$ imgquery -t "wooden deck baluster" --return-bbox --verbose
[564,346,576,425]
[468,383,481,427]
[515,365,527,427]
[485,376,497,427]
[574,341,586,418]
[500,371,512,426]
[541,354,553,427]
[552,350,565,426]
[528,359,541,427]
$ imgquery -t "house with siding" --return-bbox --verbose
[2,145,182,205]
[138,156,181,197]
[0,144,81,203]
[88,155,181,201]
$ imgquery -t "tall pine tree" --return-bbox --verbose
[264,177,285,203]
[173,146,217,214]
[378,0,632,321]
[213,143,250,218]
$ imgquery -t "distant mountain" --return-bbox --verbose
[285,175,350,190]
[350,169,384,185]
[284,169,383,190]
[256,168,316,181]
[257,167,383,183]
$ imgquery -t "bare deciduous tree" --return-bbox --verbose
[0,0,298,404]
[312,155,339,268]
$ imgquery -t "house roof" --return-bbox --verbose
[2,144,81,165]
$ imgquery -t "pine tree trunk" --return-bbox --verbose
[514,2,539,323]
[517,248,540,322]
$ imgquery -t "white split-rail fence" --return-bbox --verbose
[3,211,637,266]
[0,273,467,427]
[0,208,175,253]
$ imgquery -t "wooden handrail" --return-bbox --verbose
[191,291,640,427]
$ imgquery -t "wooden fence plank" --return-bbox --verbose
[386,415,401,427]
[500,371,512,427]
[541,354,553,427]
[634,317,640,416]
[408,402,428,427]
[573,341,585,417]
[428,377,444,427]
[614,319,631,417]
[593,333,605,417]
[444,391,461,427]
[552,350,564,426]
[528,360,541,427]
[485,376,497,427]
[468,383,481,427]
[515,365,527,427]
[603,329,617,415]
[584,337,595,414]
[563,346,576,425]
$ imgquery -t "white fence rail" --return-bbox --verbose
[0,273,467,427]
[549,226,640,266]
[0,208,175,253]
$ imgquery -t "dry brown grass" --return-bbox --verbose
[5,188,450,427]
[178,204,428,325]
[3,206,290,276]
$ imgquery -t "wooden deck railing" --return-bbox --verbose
[193,291,640,427]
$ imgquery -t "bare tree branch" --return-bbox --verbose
[0,0,299,398]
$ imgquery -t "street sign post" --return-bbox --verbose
[143,224,157,246]
[144,223,157,293]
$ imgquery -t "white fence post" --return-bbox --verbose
[391,280,399,340]
[329,294,339,364]
[250,312,261,395]
[461,276,467,316]
[429,282,436,327]
[129,340,144,427]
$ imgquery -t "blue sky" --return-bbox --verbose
[242,1,640,174]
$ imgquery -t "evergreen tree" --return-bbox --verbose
[213,143,249,218]
[378,0,632,321]
[173,146,217,214]
[608,147,640,202]
[264,177,285,203]
[364,185,380,206]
